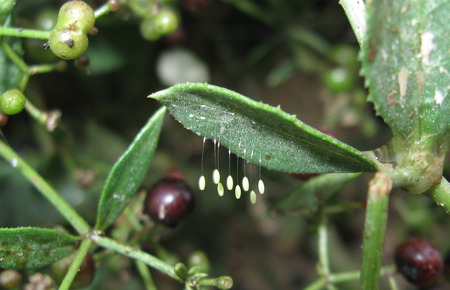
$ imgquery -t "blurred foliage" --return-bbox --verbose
[0,0,448,289]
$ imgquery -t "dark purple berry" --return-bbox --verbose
[395,237,443,287]
[144,177,196,227]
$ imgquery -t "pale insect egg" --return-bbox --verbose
[250,190,257,204]
[235,185,242,199]
[217,183,224,196]
[199,175,206,190]
[242,176,250,191]
[258,179,265,194]
[226,175,234,190]
[213,169,220,184]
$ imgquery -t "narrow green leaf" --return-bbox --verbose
[149,83,376,174]
[274,173,361,214]
[0,0,15,24]
[0,227,78,270]
[95,107,166,230]
[0,19,24,94]
[361,0,449,142]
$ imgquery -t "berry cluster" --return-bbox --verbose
[48,1,95,60]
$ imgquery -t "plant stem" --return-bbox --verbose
[425,177,450,214]
[135,259,157,290]
[91,235,182,283]
[0,139,91,235]
[360,172,392,289]
[317,213,337,290]
[338,0,366,46]
[94,3,112,18]
[0,27,50,39]
[59,238,93,290]
[304,264,396,290]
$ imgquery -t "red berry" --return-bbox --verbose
[395,237,443,287]
[144,177,196,227]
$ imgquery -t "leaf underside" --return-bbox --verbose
[0,227,79,270]
[150,83,376,174]
[95,107,166,231]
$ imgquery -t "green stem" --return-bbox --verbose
[135,259,157,290]
[317,213,337,289]
[338,0,366,46]
[91,235,182,283]
[0,139,91,235]
[360,172,392,290]
[1,40,29,73]
[94,3,112,18]
[304,265,396,290]
[425,177,450,214]
[0,27,50,39]
[59,239,93,290]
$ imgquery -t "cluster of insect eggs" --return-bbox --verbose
[198,137,265,204]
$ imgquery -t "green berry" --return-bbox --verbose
[57,1,95,34]
[187,251,210,273]
[49,1,95,60]
[322,67,356,93]
[154,9,179,36]
[49,27,89,60]
[140,18,161,41]
[0,89,26,115]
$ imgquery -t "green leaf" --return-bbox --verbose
[95,107,166,230]
[361,0,449,142]
[0,0,15,24]
[0,20,24,94]
[274,173,361,214]
[149,83,376,174]
[0,227,79,270]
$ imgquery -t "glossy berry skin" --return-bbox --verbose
[154,9,179,36]
[144,177,196,227]
[322,67,356,93]
[49,28,89,60]
[57,1,95,34]
[0,89,26,115]
[51,253,96,289]
[395,237,443,287]
[49,1,95,60]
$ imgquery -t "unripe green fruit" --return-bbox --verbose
[0,89,26,115]
[49,1,95,60]
[140,18,161,41]
[322,67,356,93]
[57,1,95,34]
[154,9,179,36]
[49,28,89,60]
